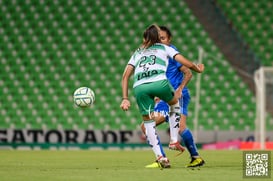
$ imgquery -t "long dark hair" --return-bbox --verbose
[142,24,160,48]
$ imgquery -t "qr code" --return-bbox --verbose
[244,151,271,178]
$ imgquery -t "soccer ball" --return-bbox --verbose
[73,87,95,107]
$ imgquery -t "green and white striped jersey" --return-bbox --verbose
[128,43,179,88]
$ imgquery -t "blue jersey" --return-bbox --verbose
[154,44,190,117]
[166,45,189,94]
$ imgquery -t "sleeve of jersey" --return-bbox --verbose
[166,45,179,60]
[168,45,183,68]
[127,53,136,67]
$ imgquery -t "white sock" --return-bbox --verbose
[169,102,180,143]
[144,120,163,159]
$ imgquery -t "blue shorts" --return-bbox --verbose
[154,88,190,122]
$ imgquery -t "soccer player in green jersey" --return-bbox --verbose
[120,24,204,168]
[142,26,205,168]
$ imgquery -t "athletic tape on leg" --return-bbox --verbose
[170,102,180,114]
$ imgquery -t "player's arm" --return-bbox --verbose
[120,64,134,111]
[177,66,192,92]
[175,66,192,99]
[174,54,204,73]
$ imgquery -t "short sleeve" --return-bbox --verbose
[165,45,179,59]
[128,52,137,67]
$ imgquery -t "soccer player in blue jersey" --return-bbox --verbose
[142,26,205,168]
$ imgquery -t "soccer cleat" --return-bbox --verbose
[145,157,171,169]
[145,162,161,168]
[157,156,171,168]
[186,157,205,168]
[168,142,185,153]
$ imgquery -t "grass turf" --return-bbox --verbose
[0,149,271,181]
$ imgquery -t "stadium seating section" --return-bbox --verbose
[0,0,272,131]
[216,0,273,66]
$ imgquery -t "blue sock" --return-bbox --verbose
[180,128,199,157]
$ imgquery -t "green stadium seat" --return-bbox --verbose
[216,0,273,66]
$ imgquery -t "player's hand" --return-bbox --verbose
[197,63,205,73]
[120,99,130,111]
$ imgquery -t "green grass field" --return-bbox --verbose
[0,149,271,181]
